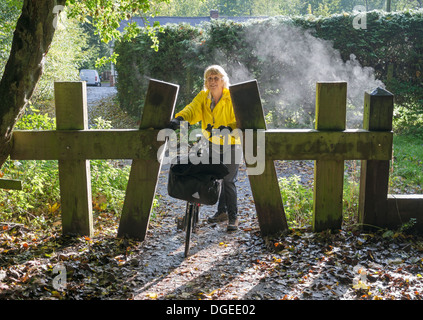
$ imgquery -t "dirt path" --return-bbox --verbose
[2,88,421,301]
[118,160,422,301]
[125,161,332,300]
[82,88,422,301]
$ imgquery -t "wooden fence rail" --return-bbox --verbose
[3,79,423,240]
[231,80,422,234]
[10,80,178,239]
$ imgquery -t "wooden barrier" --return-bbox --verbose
[0,178,22,190]
[230,80,289,236]
[6,79,423,239]
[118,80,179,239]
[55,82,93,236]
[230,80,400,235]
[387,195,423,231]
[313,82,347,231]
[10,80,178,239]
[359,87,394,230]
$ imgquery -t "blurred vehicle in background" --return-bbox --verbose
[80,69,101,87]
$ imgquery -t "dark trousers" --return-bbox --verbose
[209,144,242,218]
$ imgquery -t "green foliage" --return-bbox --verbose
[279,175,314,228]
[0,111,131,229]
[0,0,22,75]
[31,15,99,108]
[66,0,170,61]
[153,0,422,17]
[390,134,423,190]
[278,165,361,229]
[89,117,130,214]
[115,10,423,125]
[1,4,103,109]
[393,102,423,138]
[293,10,423,106]
[115,22,205,117]
[0,109,59,228]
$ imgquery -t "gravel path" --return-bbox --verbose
[86,85,117,111]
[85,85,321,300]
[81,87,423,302]
[132,159,315,300]
[84,86,359,301]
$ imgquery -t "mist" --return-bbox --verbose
[216,19,384,129]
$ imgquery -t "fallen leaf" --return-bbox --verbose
[146,292,158,299]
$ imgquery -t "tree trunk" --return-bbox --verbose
[0,0,65,167]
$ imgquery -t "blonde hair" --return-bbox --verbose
[203,65,230,91]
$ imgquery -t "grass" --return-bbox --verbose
[389,134,423,193]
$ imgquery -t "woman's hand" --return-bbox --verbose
[168,116,184,130]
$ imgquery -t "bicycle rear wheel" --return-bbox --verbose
[184,202,194,257]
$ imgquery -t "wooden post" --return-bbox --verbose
[118,80,179,240]
[359,87,394,230]
[313,82,347,232]
[387,195,423,232]
[54,82,93,237]
[230,80,288,236]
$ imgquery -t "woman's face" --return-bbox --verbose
[206,72,224,93]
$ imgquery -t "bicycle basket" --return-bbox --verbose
[167,155,229,205]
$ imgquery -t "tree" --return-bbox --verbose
[0,1,22,74]
[0,0,167,168]
[0,0,65,167]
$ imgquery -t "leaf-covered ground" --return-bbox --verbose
[1,162,422,300]
[1,89,422,301]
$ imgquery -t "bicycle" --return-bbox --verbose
[176,201,200,257]
[167,125,228,257]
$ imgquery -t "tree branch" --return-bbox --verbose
[0,0,66,167]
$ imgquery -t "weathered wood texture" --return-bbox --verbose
[359,88,394,230]
[8,78,422,238]
[313,82,347,232]
[387,195,423,232]
[230,80,289,236]
[0,178,22,190]
[11,129,392,161]
[11,130,161,160]
[55,82,93,237]
[265,129,392,160]
[117,80,179,240]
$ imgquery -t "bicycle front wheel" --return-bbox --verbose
[184,202,194,257]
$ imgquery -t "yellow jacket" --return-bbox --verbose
[175,88,240,145]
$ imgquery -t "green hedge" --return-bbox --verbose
[292,10,423,105]
[115,10,423,127]
[115,24,205,118]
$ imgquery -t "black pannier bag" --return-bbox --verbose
[167,155,229,205]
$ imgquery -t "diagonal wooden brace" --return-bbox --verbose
[230,80,289,236]
[117,80,179,240]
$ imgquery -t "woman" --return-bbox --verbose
[169,65,241,231]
